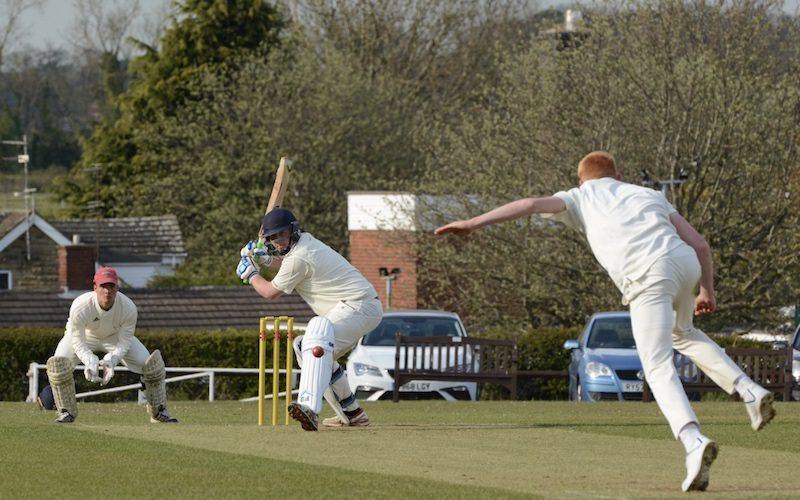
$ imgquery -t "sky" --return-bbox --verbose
[13,0,800,52]
[15,0,170,51]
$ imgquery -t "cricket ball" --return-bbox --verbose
[312,346,324,358]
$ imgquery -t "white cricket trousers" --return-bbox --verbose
[628,249,744,438]
[54,333,151,373]
[325,297,384,358]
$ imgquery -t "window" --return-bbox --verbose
[0,271,11,290]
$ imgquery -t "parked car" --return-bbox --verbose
[346,310,478,401]
[793,324,800,401]
[563,311,644,401]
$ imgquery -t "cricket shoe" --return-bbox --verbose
[743,384,775,431]
[322,408,370,428]
[288,403,319,431]
[681,436,718,492]
[55,410,75,424]
[150,405,179,423]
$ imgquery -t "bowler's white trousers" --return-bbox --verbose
[628,248,744,438]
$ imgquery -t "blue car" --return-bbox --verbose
[563,311,644,401]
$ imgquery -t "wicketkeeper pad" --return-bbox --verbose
[143,350,167,415]
[46,356,77,417]
[297,316,334,414]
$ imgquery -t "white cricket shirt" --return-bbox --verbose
[65,291,138,364]
[271,232,378,316]
[546,178,690,302]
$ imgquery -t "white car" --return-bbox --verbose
[346,310,478,401]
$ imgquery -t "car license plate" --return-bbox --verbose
[400,382,430,391]
[622,381,643,392]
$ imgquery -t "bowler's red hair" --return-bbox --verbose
[578,151,618,181]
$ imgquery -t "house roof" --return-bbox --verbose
[0,212,26,235]
[50,215,186,262]
[0,212,186,262]
[0,286,314,330]
[0,212,72,252]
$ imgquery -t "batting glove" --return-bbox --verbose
[83,354,101,383]
[237,255,260,283]
[240,240,273,267]
[100,353,119,386]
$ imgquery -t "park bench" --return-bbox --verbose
[642,346,794,402]
[392,335,519,401]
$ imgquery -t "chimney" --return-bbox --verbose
[58,244,96,291]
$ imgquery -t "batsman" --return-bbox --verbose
[237,208,383,431]
[45,266,178,423]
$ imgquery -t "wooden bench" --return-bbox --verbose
[392,335,519,402]
[642,347,794,402]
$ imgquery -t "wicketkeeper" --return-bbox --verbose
[45,267,178,424]
[237,208,383,431]
[436,151,775,492]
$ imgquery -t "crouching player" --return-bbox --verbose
[46,266,178,424]
[237,208,383,430]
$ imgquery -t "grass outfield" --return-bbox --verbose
[1,400,798,499]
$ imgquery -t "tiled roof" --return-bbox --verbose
[0,286,314,330]
[50,215,186,261]
[0,212,26,236]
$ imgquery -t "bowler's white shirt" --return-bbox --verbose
[546,178,689,302]
[271,233,378,316]
[65,291,137,364]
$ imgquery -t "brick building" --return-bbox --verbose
[347,192,420,310]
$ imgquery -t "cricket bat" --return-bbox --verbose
[258,157,291,242]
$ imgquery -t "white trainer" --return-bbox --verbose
[55,410,75,424]
[743,384,775,431]
[149,405,178,423]
[681,436,718,492]
[322,408,370,428]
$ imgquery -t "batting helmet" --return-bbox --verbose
[262,208,301,255]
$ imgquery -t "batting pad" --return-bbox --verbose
[143,350,167,414]
[46,356,77,417]
[297,317,334,414]
[328,364,359,413]
[292,335,304,368]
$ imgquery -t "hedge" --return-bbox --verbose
[0,326,775,402]
[0,327,281,402]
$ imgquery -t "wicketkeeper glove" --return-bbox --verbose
[240,240,273,267]
[236,255,260,283]
[83,354,101,383]
[100,353,119,386]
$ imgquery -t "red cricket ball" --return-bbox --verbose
[312,346,324,358]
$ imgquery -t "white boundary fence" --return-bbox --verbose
[27,363,299,403]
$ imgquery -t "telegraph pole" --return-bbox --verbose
[2,135,32,260]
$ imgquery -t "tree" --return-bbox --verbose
[0,0,45,70]
[57,0,536,284]
[57,0,287,219]
[418,0,800,330]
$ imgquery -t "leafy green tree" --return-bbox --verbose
[56,0,532,283]
[418,0,800,331]
[57,0,287,218]
[132,39,421,280]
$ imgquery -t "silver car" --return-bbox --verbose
[346,310,479,401]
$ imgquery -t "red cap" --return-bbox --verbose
[93,267,119,286]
